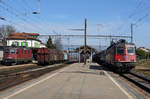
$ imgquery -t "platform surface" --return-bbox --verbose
[0,63,142,99]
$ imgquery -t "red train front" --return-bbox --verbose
[3,46,32,65]
[105,39,136,72]
[114,44,136,64]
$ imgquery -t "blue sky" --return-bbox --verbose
[0,0,150,48]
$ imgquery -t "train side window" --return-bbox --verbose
[4,49,9,54]
[25,50,26,54]
[10,49,16,54]
[16,49,19,54]
[22,49,23,54]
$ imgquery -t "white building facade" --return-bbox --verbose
[7,39,42,48]
[7,33,46,48]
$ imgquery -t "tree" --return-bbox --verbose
[0,25,17,45]
[136,49,149,59]
[46,36,55,49]
[54,36,62,51]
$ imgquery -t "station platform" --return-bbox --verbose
[0,63,144,99]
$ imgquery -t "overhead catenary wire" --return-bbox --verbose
[0,4,40,32]
[0,1,43,31]
[129,0,145,18]
[21,0,58,35]
[0,1,48,33]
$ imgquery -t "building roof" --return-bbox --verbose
[9,32,39,36]
[7,32,41,42]
[137,47,150,52]
[7,36,41,42]
[76,45,97,54]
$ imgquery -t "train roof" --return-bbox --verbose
[107,39,135,50]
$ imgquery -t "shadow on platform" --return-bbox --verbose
[89,65,103,70]
[89,64,110,71]
[136,69,150,71]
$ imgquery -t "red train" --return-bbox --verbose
[3,46,32,65]
[37,48,68,65]
[93,39,136,73]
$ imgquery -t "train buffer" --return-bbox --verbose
[0,63,145,99]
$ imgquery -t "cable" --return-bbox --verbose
[129,0,145,18]
[0,4,39,32]
[0,1,48,33]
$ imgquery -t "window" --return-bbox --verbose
[21,42,24,46]
[17,42,19,46]
[12,42,15,46]
[127,47,135,54]
[22,49,23,54]
[16,50,19,54]
[26,42,28,47]
[4,49,9,54]
[25,50,26,54]
[117,47,124,54]
[10,49,16,54]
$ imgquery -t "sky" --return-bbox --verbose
[0,0,150,49]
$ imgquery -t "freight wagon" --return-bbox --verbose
[37,48,69,65]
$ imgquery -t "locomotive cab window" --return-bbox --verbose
[116,47,124,54]
[127,47,135,54]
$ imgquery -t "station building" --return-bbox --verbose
[7,32,46,48]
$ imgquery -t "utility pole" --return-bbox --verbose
[84,18,87,65]
[32,0,40,14]
[38,0,40,13]
[131,23,134,43]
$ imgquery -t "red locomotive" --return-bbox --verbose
[93,39,136,73]
[37,48,67,65]
[3,46,32,65]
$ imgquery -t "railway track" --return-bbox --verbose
[120,71,150,95]
[0,61,74,91]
